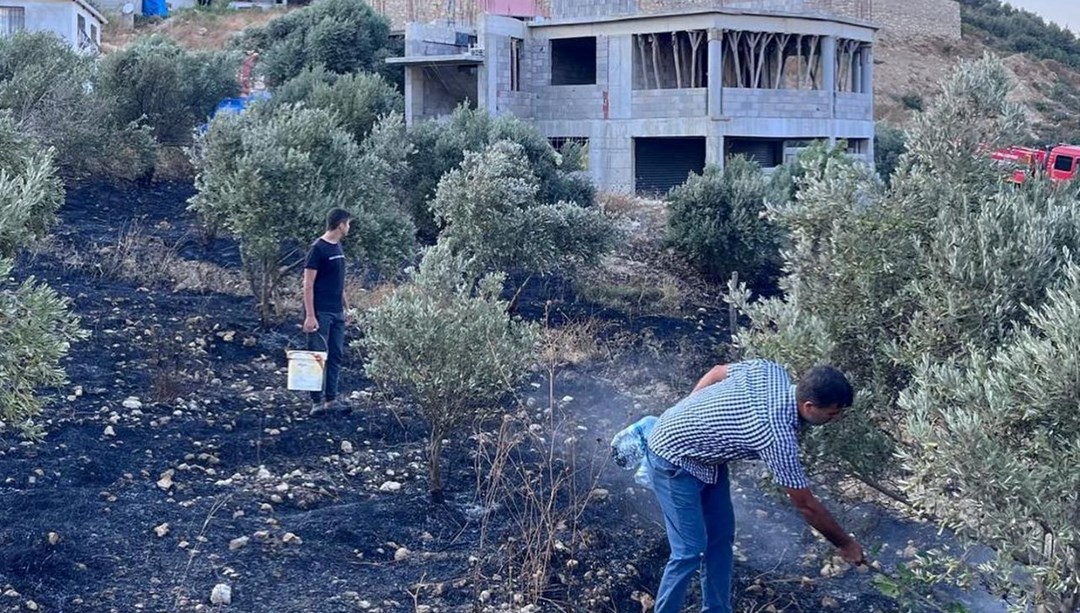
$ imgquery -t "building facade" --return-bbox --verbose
[391,0,878,192]
[0,0,105,52]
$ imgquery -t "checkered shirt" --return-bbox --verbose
[646,359,810,489]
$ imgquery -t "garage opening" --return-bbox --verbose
[634,137,706,194]
[551,37,597,85]
[725,137,784,168]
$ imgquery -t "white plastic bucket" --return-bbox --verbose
[286,350,327,391]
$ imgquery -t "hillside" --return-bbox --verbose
[875,0,1080,143]
[102,0,1080,144]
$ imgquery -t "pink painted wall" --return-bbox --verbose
[480,0,543,17]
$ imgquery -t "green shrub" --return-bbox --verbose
[188,103,414,321]
[406,106,598,241]
[873,122,906,184]
[665,157,781,290]
[0,120,87,436]
[360,244,538,503]
[236,0,398,86]
[97,35,241,144]
[900,92,924,111]
[727,55,1080,606]
[0,112,64,256]
[0,31,157,181]
[273,67,403,144]
[431,140,615,282]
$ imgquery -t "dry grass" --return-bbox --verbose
[577,190,706,318]
[102,6,287,53]
[152,146,195,182]
[538,317,607,368]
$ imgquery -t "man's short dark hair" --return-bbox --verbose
[327,208,351,231]
[795,366,854,408]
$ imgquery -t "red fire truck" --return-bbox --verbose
[990,144,1080,184]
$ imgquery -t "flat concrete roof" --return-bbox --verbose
[386,53,484,66]
[528,7,877,31]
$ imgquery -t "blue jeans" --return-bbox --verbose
[307,311,346,403]
[647,449,734,613]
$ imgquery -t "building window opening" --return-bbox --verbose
[0,6,24,35]
[551,37,596,85]
[510,37,523,92]
[633,31,708,90]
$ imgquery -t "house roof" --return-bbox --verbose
[73,0,108,25]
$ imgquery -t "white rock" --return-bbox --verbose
[228,536,249,551]
[153,523,170,537]
[379,481,402,493]
[103,426,116,437]
[25,601,39,611]
[122,398,143,410]
[340,441,354,454]
[256,466,272,480]
[589,488,609,501]
[157,470,174,490]
[394,547,410,561]
[210,583,231,605]
[282,532,302,545]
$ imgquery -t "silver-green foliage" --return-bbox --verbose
[432,140,615,278]
[728,54,1080,608]
[0,119,87,435]
[188,103,414,320]
[900,265,1080,613]
[361,245,539,501]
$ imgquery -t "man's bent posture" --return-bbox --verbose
[646,359,863,613]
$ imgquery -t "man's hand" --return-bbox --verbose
[838,540,865,565]
[303,316,319,333]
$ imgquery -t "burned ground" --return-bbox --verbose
[0,182,1000,612]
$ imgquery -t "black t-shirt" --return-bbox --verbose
[305,238,346,313]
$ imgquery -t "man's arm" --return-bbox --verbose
[302,268,318,332]
[785,487,864,563]
[691,364,729,393]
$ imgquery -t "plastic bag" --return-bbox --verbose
[610,415,657,488]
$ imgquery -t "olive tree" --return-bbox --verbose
[727,54,1080,609]
[431,140,615,298]
[188,104,414,321]
[0,118,87,435]
[665,156,783,291]
[360,245,539,503]
[900,265,1080,613]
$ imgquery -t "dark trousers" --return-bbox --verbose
[307,311,345,403]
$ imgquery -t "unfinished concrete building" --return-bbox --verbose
[389,0,878,193]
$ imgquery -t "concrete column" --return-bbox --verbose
[708,28,724,120]
[861,45,874,95]
[852,50,862,94]
[403,66,422,125]
[706,134,725,169]
[821,35,837,121]
[608,35,633,120]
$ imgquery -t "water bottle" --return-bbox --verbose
[610,415,657,487]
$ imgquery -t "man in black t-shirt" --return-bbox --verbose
[303,208,351,415]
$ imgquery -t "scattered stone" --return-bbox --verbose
[103,426,116,437]
[394,547,409,562]
[282,532,302,545]
[256,466,271,481]
[47,532,60,546]
[379,481,402,493]
[589,488,609,502]
[210,584,231,605]
[340,441,354,454]
[157,470,174,490]
[228,536,249,551]
[3,588,19,598]
[821,596,839,608]
[25,601,38,611]
[122,398,143,410]
[153,523,170,537]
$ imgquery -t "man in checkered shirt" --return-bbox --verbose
[644,359,863,613]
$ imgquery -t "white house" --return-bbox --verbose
[0,0,106,52]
